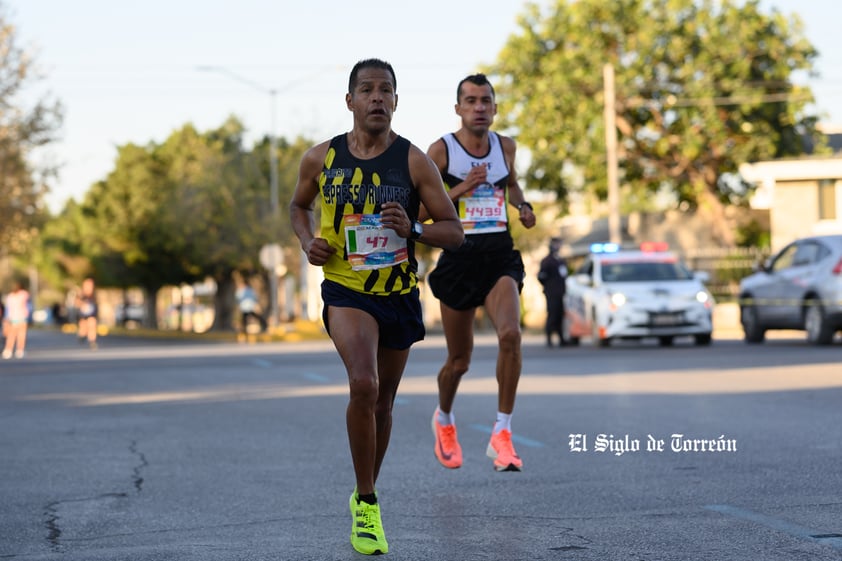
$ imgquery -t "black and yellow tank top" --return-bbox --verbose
[319,133,420,295]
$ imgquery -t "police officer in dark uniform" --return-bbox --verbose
[538,237,568,347]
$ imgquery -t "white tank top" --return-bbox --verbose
[441,132,511,236]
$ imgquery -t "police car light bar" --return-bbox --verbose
[590,242,620,253]
[640,241,669,252]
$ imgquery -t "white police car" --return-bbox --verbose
[563,243,714,347]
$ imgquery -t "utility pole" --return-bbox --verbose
[603,63,621,245]
[268,89,279,218]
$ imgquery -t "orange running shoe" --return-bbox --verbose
[432,411,462,469]
[486,429,523,472]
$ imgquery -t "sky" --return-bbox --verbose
[10,0,842,213]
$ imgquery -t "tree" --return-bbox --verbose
[39,116,311,331]
[80,142,193,327]
[155,119,280,331]
[0,4,62,257]
[32,200,90,306]
[489,0,821,244]
[62,118,267,330]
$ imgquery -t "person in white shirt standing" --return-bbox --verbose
[3,280,30,359]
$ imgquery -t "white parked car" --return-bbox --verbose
[564,243,715,347]
[738,234,842,345]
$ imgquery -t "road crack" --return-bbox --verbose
[129,439,148,493]
[42,439,148,550]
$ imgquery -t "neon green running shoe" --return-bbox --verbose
[349,491,389,555]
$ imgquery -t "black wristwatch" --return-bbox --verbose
[410,221,424,240]
[517,201,533,212]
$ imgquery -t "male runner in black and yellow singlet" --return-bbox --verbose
[290,58,463,556]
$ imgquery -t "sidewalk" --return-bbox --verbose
[23,304,801,348]
[712,302,743,340]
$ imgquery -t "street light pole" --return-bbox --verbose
[269,89,279,217]
[603,63,621,245]
[197,66,280,214]
[266,89,281,329]
[197,65,280,327]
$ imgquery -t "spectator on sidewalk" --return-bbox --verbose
[236,279,267,334]
[3,280,30,359]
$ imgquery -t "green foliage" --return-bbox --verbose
[40,115,312,330]
[156,120,264,279]
[488,0,820,243]
[735,216,771,249]
[273,135,313,242]
[0,5,63,258]
[34,201,90,289]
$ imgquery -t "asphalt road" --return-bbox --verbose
[1,329,841,560]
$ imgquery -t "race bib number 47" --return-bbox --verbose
[344,214,408,270]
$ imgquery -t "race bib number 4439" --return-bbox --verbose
[458,195,508,234]
[344,214,408,271]
[461,197,505,221]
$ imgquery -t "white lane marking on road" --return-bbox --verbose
[706,504,842,549]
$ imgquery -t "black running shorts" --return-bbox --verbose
[428,248,525,311]
[321,280,425,350]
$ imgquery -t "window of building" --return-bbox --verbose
[818,179,837,220]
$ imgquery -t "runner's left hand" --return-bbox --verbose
[380,201,412,238]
